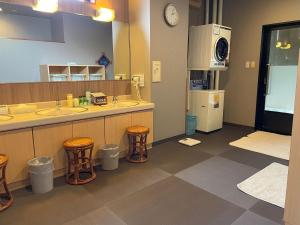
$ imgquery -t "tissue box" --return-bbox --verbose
[91,92,108,106]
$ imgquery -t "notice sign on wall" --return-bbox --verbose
[210,94,220,108]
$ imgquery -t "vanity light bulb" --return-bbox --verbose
[32,0,58,13]
[93,8,115,22]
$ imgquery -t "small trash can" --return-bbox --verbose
[101,144,120,171]
[186,115,197,135]
[27,157,54,194]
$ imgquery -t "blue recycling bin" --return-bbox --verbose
[186,115,197,135]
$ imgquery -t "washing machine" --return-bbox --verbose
[188,24,232,71]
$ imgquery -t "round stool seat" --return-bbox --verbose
[64,137,93,149]
[127,126,149,135]
[0,154,8,166]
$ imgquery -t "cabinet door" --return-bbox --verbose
[132,110,154,144]
[33,122,72,171]
[207,93,224,131]
[73,117,105,161]
[105,113,132,152]
[0,128,34,184]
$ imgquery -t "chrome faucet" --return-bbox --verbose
[112,96,118,104]
[56,85,61,109]
[56,95,61,109]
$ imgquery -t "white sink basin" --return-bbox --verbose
[0,114,14,121]
[101,101,140,108]
[116,101,140,107]
[36,107,88,116]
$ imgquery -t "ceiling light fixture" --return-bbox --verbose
[93,8,115,22]
[275,30,292,50]
[280,43,292,50]
[0,8,2,12]
[276,41,292,50]
[275,41,282,48]
[32,0,58,13]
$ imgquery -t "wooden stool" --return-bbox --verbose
[64,137,96,185]
[127,126,150,163]
[0,154,13,212]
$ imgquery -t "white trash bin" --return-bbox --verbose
[101,144,120,170]
[27,157,54,194]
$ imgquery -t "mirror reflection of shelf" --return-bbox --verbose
[40,65,106,82]
[41,65,70,82]
[89,73,105,81]
[70,65,89,81]
[88,66,106,80]
[49,74,68,82]
[70,74,88,81]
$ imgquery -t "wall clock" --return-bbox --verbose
[164,3,179,27]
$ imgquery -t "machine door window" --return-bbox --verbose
[215,38,229,62]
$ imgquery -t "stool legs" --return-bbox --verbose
[127,133,148,163]
[73,151,80,183]
[0,163,13,212]
[65,145,96,185]
[142,134,148,158]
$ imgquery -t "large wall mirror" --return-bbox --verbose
[0,2,131,83]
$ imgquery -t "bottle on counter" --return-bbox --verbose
[86,91,91,105]
[79,96,88,106]
[73,98,79,107]
[67,94,73,107]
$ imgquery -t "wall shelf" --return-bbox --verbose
[40,65,106,82]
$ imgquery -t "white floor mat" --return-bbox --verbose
[230,131,291,160]
[178,138,201,146]
[237,163,288,208]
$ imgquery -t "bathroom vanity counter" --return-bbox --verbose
[0,101,154,132]
[0,101,154,188]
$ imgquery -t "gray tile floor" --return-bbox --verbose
[1,125,287,225]
[175,156,259,209]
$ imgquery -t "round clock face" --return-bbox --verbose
[164,4,179,27]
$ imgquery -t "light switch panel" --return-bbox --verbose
[152,61,161,82]
[132,74,145,87]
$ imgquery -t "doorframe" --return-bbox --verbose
[255,20,300,133]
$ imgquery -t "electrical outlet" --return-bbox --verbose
[132,74,145,87]
[245,61,250,69]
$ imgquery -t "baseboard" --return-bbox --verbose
[223,122,255,129]
[152,123,255,147]
[7,179,30,191]
[8,145,153,191]
[153,134,186,146]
